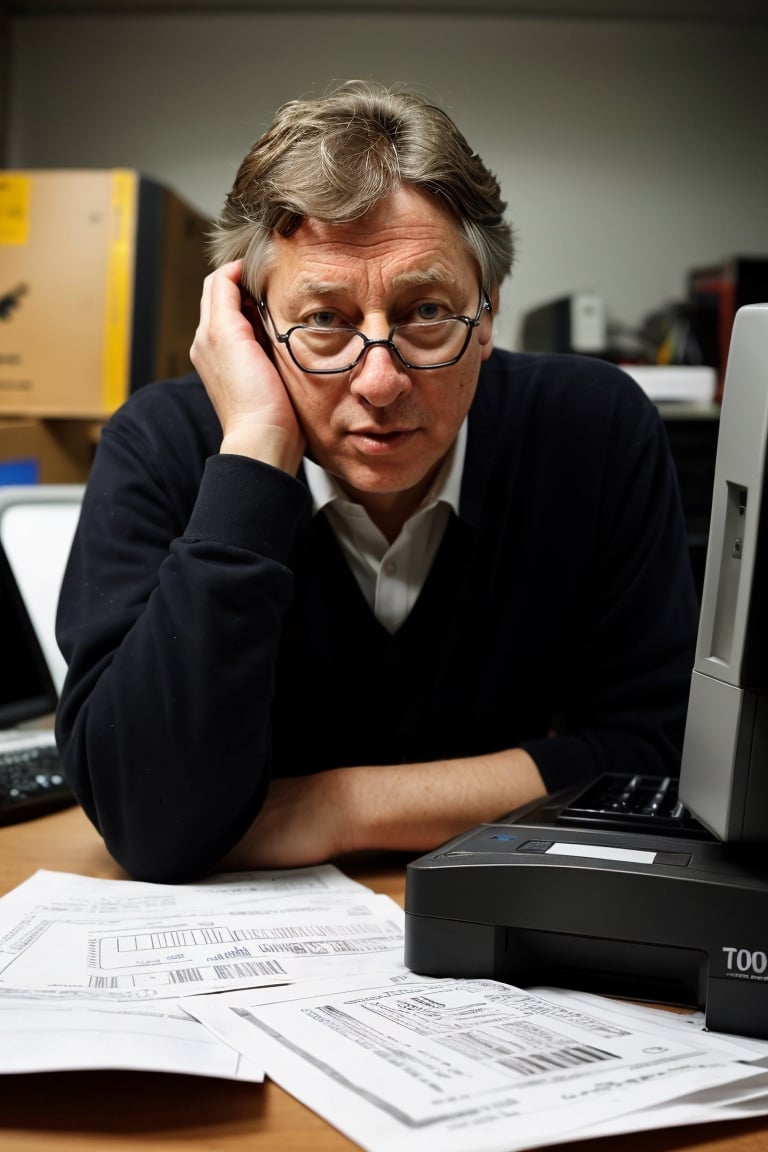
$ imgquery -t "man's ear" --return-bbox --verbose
[479,284,500,360]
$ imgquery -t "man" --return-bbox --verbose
[55,81,698,883]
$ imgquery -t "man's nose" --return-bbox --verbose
[348,340,411,407]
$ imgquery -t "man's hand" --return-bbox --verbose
[190,260,306,473]
[220,750,548,871]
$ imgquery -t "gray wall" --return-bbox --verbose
[6,11,768,349]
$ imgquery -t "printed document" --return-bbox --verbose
[0,866,405,998]
[530,989,768,1139]
[184,972,768,1152]
[0,865,405,1078]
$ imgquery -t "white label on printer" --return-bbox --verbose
[722,947,768,977]
[547,842,657,864]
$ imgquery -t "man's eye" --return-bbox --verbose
[412,302,445,322]
[306,310,340,328]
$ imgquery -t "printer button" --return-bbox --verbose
[654,851,692,867]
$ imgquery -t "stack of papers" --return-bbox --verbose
[1,867,767,1151]
[0,865,401,1080]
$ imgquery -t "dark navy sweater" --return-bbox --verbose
[56,349,699,881]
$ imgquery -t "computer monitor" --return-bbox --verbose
[0,530,58,729]
[679,302,768,841]
[0,484,83,697]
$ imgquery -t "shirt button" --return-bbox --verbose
[382,559,396,577]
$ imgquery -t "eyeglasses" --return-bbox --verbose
[258,287,491,374]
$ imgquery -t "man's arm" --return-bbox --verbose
[220,749,546,871]
[56,261,315,884]
[55,444,311,883]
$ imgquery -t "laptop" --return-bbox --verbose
[0,485,83,821]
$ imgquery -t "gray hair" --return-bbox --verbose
[209,80,515,297]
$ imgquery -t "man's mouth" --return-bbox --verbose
[349,428,417,452]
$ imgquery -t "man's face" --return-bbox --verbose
[262,186,495,530]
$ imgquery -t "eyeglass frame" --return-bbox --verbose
[256,286,492,375]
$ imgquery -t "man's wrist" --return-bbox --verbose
[220,424,304,474]
[331,752,548,856]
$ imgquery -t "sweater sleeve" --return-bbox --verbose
[55,385,311,882]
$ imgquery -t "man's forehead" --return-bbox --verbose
[262,188,477,300]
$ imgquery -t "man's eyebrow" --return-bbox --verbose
[391,267,456,291]
[291,280,350,298]
[289,269,457,298]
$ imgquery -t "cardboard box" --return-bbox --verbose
[0,170,210,417]
[0,417,99,483]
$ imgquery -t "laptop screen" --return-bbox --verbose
[0,536,58,728]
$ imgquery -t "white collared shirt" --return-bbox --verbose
[303,420,467,633]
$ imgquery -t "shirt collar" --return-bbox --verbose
[303,418,467,520]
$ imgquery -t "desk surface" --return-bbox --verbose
[1,805,767,1152]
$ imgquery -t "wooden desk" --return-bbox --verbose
[1,806,767,1152]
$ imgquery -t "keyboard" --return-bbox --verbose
[0,733,75,825]
[557,772,711,838]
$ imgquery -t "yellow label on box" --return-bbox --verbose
[0,175,31,245]
[102,170,135,412]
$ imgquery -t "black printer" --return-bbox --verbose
[404,777,768,1040]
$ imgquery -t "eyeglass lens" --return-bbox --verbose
[289,317,472,372]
